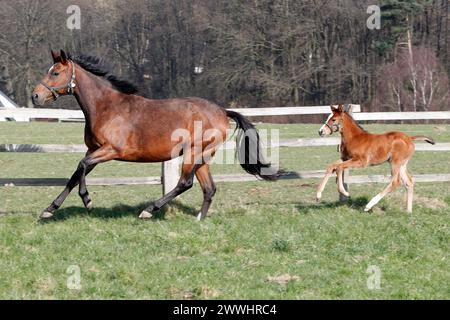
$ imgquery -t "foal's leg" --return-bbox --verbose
[336,166,349,197]
[316,160,343,201]
[40,146,117,219]
[335,158,364,196]
[139,162,199,219]
[195,164,216,221]
[364,164,401,212]
[400,165,414,213]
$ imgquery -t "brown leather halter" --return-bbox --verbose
[40,61,76,99]
[325,121,340,133]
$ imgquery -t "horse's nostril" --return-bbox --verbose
[33,94,38,100]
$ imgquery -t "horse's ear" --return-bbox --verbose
[331,105,338,112]
[338,104,344,113]
[51,50,60,63]
[60,49,68,65]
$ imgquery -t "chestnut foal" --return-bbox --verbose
[317,105,435,213]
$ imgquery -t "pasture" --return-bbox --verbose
[0,121,449,299]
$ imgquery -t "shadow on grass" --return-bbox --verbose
[41,200,198,223]
[295,196,370,214]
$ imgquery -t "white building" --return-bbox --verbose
[0,90,29,121]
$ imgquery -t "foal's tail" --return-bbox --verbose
[412,135,436,145]
[226,110,282,181]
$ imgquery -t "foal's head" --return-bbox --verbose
[32,49,76,106]
[318,105,345,137]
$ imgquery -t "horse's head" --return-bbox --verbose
[32,49,76,106]
[318,104,345,137]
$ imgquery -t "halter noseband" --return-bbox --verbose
[325,122,340,133]
[40,61,76,99]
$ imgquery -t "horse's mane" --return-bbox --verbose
[344,110,367,133]
[67,53,138,95]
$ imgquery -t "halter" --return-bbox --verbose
[40,61,76,100]
[324,121,340,133]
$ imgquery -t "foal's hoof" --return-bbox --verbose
[39,211,54,220]
[196,212,204,221]
[364,207,372,213]
[316,192,322,202]
[139,210,153,219]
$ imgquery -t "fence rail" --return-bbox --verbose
[2,105,450,121]
[2,140,450,153]
[1,106,449,195]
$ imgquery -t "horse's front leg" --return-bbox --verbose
[335,158,364,196]
[40,166,84,219]
[78,164,97,210]
[335,166,349,197]
[316,160,343,201]
[40,146,117,219]
[77,146,118,211]
[78,150,97,210]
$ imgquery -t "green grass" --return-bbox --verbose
[0,122,449,299]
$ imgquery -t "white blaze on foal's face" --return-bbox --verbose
[319,112,334,136]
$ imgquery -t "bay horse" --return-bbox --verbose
[32,49,280,220]
[316,105,435,213]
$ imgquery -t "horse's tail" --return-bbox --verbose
[412,135,435,145]
[226,110,281,181]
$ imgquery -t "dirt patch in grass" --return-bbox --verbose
[267,274,301,285]
[415,196,447,210]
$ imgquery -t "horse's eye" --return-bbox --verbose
[52,72,60,76]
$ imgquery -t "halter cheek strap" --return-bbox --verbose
[325,122,340,134]
[40,61,76,100]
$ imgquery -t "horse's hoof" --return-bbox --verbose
[86,200,93,211]
[364,207,371,213]
[139,210,153,219]
[316,195,321,202]
[40,211,54,219]
[197,212,206,221]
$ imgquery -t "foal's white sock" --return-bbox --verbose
[365,194,382,211]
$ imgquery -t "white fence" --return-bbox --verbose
[1,105,449,196]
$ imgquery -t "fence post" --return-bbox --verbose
[162,157,180,195]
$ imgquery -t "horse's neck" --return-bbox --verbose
[73,68,112,125]
[341,114,364,143]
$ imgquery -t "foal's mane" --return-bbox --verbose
[67,53,138,95]
[343,110,367,133]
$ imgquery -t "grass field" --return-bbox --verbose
[0,122,449,299]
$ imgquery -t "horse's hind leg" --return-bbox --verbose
[364,164,401,212]
[195,164,216,221]
[400,165,414,213]
[139,162,198,219]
